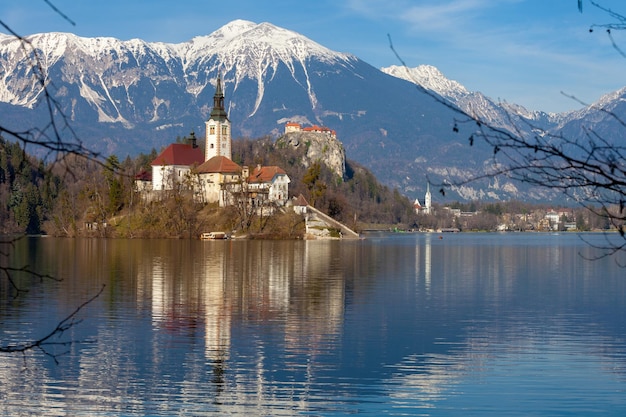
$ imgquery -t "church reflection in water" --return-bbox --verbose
[142,240,348,379]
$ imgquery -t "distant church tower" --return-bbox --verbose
[205,75,231,161]
[424,183,432,214]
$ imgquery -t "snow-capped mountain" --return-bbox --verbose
[0,20,624,202]
[0,20,354,128]
[381,64,561,134]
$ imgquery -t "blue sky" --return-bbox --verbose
[1,0,625,113]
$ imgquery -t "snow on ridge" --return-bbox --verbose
[382,64,469,100]
[185,20,353,67]
[193,19,258,46]
[16,21,353,89]
[549,86,626,128]
[202,21,351,113]
[4,20,352,74]
[0,20,358,122]
[382,63,549,132]
[585,86,626,112]
[0,22,325,113]
[381,64,569,128]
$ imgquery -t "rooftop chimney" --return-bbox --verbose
[187,131,198,148]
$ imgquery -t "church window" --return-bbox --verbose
[222,125,228,135]
[209,126,215,135]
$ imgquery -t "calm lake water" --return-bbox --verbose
[1,232,626,416]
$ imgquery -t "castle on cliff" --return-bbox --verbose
[284,122,336,138]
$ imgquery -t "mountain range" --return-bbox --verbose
[1,19,624,202]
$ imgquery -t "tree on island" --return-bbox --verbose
[390,0,626,258]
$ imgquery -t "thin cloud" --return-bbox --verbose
[400,0,497,31]
[350,0,605,70]
[346,0,520,32]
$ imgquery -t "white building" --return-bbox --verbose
[150,138,204,191]
[197,156,242,206]
[414,183,432,215]
[246,165,291,206]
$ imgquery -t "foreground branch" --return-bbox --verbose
[389,26,626,254]
[0,284,105,364]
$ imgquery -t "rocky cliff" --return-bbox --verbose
[276,131,346,180]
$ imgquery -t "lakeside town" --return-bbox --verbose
[412,201,607,233]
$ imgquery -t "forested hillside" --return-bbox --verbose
[0,138,57,234]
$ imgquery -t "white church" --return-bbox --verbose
[139,75,290,207]
[413,183,432,215]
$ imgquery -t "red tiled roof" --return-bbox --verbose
[134,170,152,181]
[197,156,242,174]
[301,125,336,135]
[249,165,287,183]
[151,143,204,167]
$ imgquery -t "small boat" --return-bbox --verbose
[200,232,229,240]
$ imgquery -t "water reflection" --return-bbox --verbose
[415,233,432,295]
[1,234,626,415]
[386,319,626,414]
[112,240,351,412]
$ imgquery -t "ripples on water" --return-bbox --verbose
[1,233,625,416]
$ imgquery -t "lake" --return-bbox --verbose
[1,232,625,416]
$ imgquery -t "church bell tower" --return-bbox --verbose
[424,183,432,215]
[205,75,231,161]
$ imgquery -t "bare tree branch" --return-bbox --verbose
[0,284,105,364]
[43,0,76,27]
[586,1,626,57]
[388,6,626,255]
[0,9,110,362]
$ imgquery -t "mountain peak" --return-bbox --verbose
[215,19,258,36]
[188,20,352,65]
[179,20,355,116]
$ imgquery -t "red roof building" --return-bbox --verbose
[150,143,204,191]
[196,156,243,206]
[134,169,153,192]
[302,125,336,135]
[284,122,337,138]
[197,155,241,174]
[248,165,287,183]
[151,143,204,167]
[134,169,152,181]
[247,165,291,205]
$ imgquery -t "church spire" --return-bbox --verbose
[205,73,232,161]
[210,74,228,121]
[424,182,432,214]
